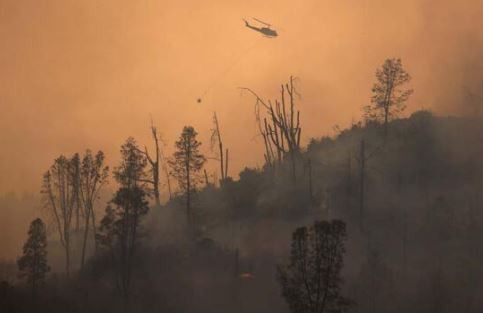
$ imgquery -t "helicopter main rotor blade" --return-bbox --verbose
[252,17,271,27]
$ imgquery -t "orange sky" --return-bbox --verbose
[1,0,482,195]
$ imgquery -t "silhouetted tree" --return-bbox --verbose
[161,148,173,200]
[364,58,413,136]
[71,153,83,232]
[242,76,301,182]
[17,218,49,300]
[169,126,206,233]
[42,155,79,276]
[114,137,149,189]
[210,112,229,184]
[79,150,109,270]
[277,220,351,313]
[97,138,149,306]
[138,120,162,206]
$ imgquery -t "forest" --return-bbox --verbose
[2,58,483,313]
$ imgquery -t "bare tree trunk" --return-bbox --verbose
[80,202,92,270]
[307,158,313,201]
[347,153,352,207]
[144,121,161,206]
[219,143,224,180]
[384,106,389,137]
[186,143,192,235]
[65,232,70,277]
[402,205,407,278]
[204,169,209,186]
[31,274,37,303]
[165,167,172,200]
[225,149,229,179]
[212,112,229,184]
[91,208,98,253]
[359,140,365,232]
[241,76,301,176]
[76,202,80,231]
[160,147,172,200]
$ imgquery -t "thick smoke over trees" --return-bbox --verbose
[278,220,350,313]
[1,0,483,196]
[1,13,483,310]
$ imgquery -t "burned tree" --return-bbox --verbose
[161,147,173,200]
[210,112,229,184]
[364,58,413,136]
[242,76,301,182]
[79,150,109,270]
[277,220,350,313]
[169,126,206,233]
[138,120,163,206]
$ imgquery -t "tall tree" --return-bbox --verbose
[138,120,162,206]
[42,155,78,276]
[97,138,149,305]
[114,137,148,189]
[277,220,351,313]
[210,112,229,184]
[17,218,50,300]
[79,150,109,270]
[169,126,206,233]
[161,147,173,200]
[364,58,413,136]
[71,154,82,232]
[242,76,301,182]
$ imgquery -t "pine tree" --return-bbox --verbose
[364,58,413,136]
[17,218,50,300]
[169,126,206,232]
[97,138,149,304]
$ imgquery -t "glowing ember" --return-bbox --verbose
[239,272,254,279]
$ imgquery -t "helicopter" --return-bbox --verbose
[243,18,278,38]
[196,17,278,104]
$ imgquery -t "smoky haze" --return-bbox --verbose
[2,2,483,313]
[0,0,482,194]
